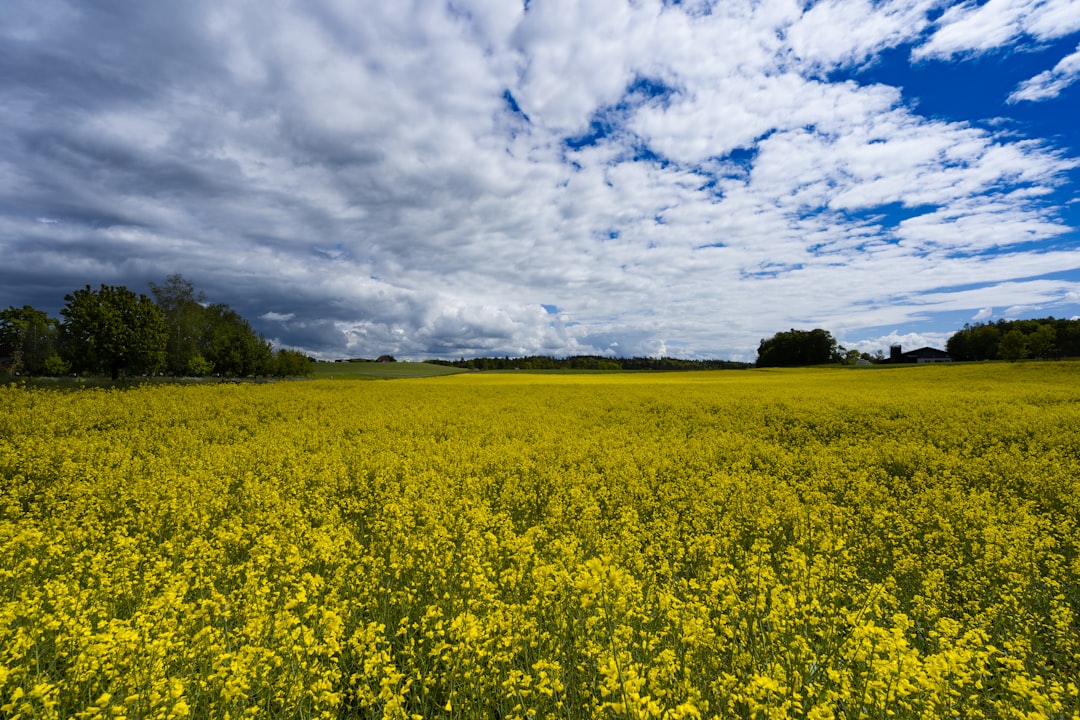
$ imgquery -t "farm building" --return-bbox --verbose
[887,344,951,363]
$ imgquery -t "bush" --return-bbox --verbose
[185,354,214,377]
[42,354,71,376]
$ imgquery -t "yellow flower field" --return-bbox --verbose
[1,363,1078,719]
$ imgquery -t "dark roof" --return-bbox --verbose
[901,346,950,358]
[887,346,951,363]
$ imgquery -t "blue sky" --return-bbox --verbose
[1,0,1078,361]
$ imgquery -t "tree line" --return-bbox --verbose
[0,274,313,380]
[425,355,752,371]
[754,318,1080,368]
[945,317,1080,362]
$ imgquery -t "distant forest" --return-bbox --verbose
[424,355,752,371]
[946,317,1080,361]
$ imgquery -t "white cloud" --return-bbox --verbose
[786,0,937,71]
[913,0,1080,110]
[1004,303,1039,317]
[512,0,649,132]
[1008,42,1080,102]
[915,0,1080,60]
[914,279,1080,313]
[0,0,1077,360]
[973,306,994,321]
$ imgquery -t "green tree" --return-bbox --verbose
[150,273,207,375]
[968,324,1001,361]
[1027,323,1057,359]
[200,303,274,376]
[274,348,314,377]
[0,305,64,375]
[60,285,167,379]
[756,328,840,367]
[1059,320,1080,357]
[945,326,971,361]
[998,329,1028,362]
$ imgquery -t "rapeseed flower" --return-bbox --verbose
[1,364,1078,718]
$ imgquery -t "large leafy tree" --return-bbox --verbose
[60,285,167,379]
[1058,320,1080,357]
[274,348,314,377]
[999,329,1028,362]
[947,323,999,361]
[199,303,275,376]
[945,328,970,361]
[756,328,840,367]
[968,324,1001,361]
[149,273,207,375]
[0,305,67,375]
[1027,323,1057,359]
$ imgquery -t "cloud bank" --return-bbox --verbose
[1,0,1078,361]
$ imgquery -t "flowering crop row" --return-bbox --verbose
[1,363,1078,719]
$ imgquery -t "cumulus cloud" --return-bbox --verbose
[0,0,1078,360]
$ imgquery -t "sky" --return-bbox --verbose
[2,0,1079,362]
